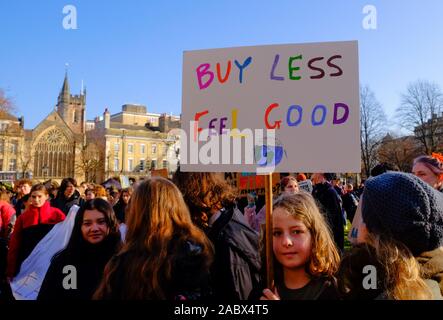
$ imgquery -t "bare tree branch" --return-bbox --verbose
[360,85,387,178]
[0,89,16,115]
[396,80,443,154]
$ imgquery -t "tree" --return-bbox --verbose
[17,141,33,178]
[377,134,422,172]
[396,80,443,154]
[75,130,106,183]
[360,85,387,178]
[0,88,15,115]
[76,142,101,183]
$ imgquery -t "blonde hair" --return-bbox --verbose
[271,192,340,278]
[365,233,433,300]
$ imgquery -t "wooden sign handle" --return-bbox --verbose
[265,173,274,289]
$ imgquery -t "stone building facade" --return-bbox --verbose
[89,104,181,182]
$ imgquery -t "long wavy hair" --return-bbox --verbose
[265,192,340,285]
[339,232,433,300]
[172,168,237,229]
[93,177,214,299]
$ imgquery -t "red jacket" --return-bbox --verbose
[7,201,65,278]
[0,200,15,239]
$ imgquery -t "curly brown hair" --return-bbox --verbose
[172,168,237,229]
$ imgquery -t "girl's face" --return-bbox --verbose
[81,209,109,244]
[30,191,48,208]
[122,192,131,204]
[273,208,312,270]
[284,180,299,195]
[19,183,31,196]
[64,183,75,198]
[412,162,441,189]
[85,190,95,201]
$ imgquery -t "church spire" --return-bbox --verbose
[61,70,70,97]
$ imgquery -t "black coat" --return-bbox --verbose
[206,205,261,300]
[342,192,358,223]
[37,236,120,300]
[312,182,344,250]
[96,239,211,300]
[113,201,127,224]
[51,190,85,216]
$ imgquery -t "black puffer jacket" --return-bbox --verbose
[51,190,85,216]
[207,205,261,300]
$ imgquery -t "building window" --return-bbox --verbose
[114,143,120,154]
[152,144,157,155]
[0,123,8,131]
[0,159,3,171]
[74,110,79,123]
[0,140,4,153]
[162,160,168,169]
[128,143,134,154]
[151,160,157,169]
[9,159,16,171]
[114,158,119,171]
[139,159,145,172]
[128,159,134,171]
[141,144,146,154]
[10,141,18,154]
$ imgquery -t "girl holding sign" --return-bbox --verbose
[260,192,340,300]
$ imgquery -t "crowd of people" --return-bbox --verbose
[0,153,442,300]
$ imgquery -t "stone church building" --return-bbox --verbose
[28,73,86,183]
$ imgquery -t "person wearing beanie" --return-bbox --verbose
[339,172,443,300]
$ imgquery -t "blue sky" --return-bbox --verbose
[1,0,442,130]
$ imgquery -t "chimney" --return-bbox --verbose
[104,108,110,129]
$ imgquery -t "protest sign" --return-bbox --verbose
[299,179,313,193]
[225,172,281,196]
[151,168,168,178]
[181,41,360,173]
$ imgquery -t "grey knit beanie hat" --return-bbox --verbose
[362,172,443,256]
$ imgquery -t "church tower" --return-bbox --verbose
[56,72,86,134]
